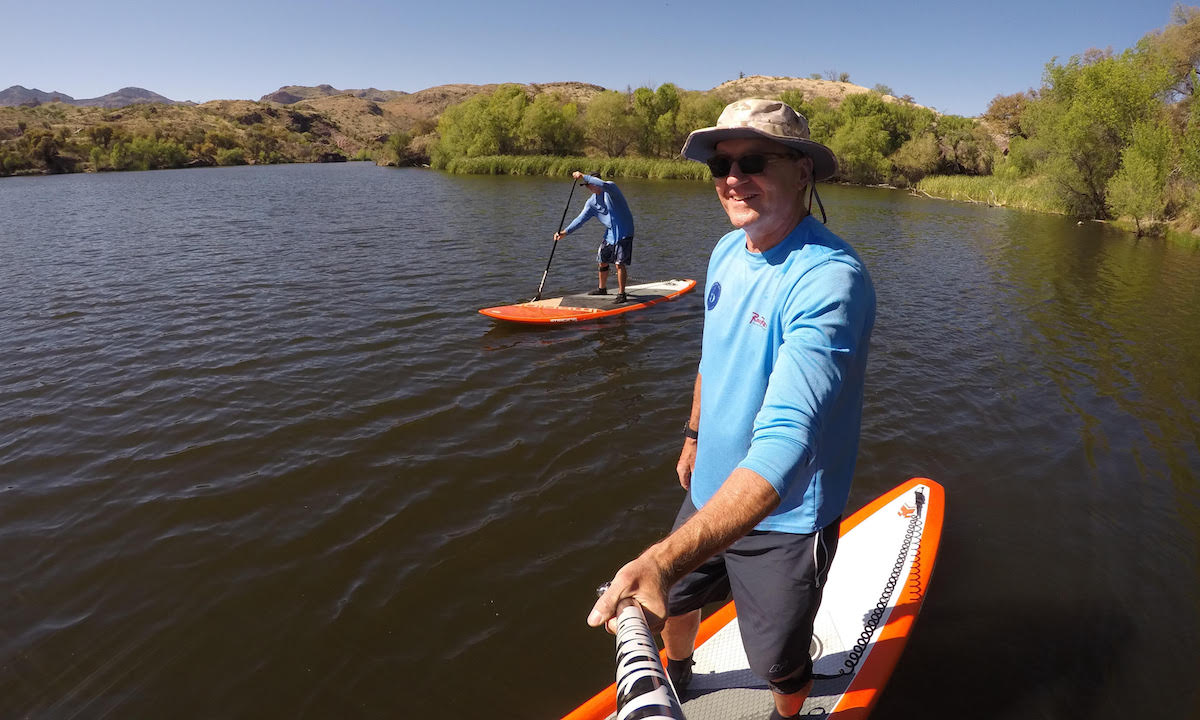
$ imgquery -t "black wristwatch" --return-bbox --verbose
[684,423,698,440]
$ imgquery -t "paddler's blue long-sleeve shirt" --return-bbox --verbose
[692,215,875,534]
[561,175,634,243]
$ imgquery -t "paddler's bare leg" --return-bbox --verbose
[663,610,699,659]
[770,675,815,718]
[662,610,700,691]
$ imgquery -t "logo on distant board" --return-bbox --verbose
[898,504,916,518]
[707,282,721,310]
[749,312,767,329]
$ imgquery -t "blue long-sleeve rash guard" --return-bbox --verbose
[561,175,635,243]
[692,215,876,534]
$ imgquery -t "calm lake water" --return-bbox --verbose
[2,162,1198,719]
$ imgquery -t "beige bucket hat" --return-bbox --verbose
[681,98,838,181]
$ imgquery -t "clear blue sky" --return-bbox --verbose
[2,0,1185,117]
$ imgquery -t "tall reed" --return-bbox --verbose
[915,175,1066,214]
[443,155,710,181]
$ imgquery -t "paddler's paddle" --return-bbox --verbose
[588,582,685,720]
[532,179,578,301]
[612,599,685,719]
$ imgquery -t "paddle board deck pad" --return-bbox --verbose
[563,477,945,720]
[479,279,697,324]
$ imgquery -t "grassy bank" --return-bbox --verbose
[444,158,1200,247]
[441,154,710,181]
[915,174,1200,245]
[914,175,1067,214]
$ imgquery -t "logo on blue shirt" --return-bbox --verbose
[707,282,721,310]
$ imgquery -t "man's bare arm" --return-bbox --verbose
[676,373,702,489]
[588,467,780,632]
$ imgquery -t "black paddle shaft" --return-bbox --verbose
[533,179,578,301]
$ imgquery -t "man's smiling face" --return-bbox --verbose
[712,137,813,252]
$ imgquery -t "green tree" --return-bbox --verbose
[1139,4,1200,100]
[432,85,528,166]
[88,124,116,148]
[30,129,59,166]
[88,146,107,171]
[890,132,941,185]
[778,90,805,112]
[1108,119,1173,234]
[216,147,247,166]
[934,115,994,175]
[984,91,1036,139]
[109,136,187,171]
[1026,49,1174,217]
[672,93,725,152]
[802,97,838,146]
[631,84,682,156]
[631,86,659,156]
[205,130,239,150]
[585,91,639,157]
[488,84,529,154]
[1178,72,1200,181]
[244,126,283,165]
[379,131,413,166]
[518,95,583,155]
[827,113,890,183]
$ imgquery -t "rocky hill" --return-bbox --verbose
[76,87,186,107]
[1,75,945,176]
[708,75,925,109]
[0,86,78,105]
[267,76,920,126]
[260,84,410,104]
[0,85,184,108]
[3,74,922,119]
[262,81,607,127]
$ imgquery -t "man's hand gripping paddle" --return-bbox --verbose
[596,582,686,720]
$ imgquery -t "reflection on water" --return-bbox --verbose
[0,164,1197,719]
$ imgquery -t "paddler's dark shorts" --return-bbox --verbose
[596,236,633,266]
[665,494,840,694]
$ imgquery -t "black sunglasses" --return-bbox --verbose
[706,152,798,178]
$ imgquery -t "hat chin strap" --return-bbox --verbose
[807,182,827,224]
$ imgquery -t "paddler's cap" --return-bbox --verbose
[681,98,838,181]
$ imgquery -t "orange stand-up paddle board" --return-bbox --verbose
[563,477,945,720]
[480,279,696,325]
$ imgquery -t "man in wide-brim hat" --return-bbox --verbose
[590,98,876,719]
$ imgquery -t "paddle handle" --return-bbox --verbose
[613,601,685,720]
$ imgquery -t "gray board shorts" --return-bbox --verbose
[666,493,840,693]
[596,236,633,266]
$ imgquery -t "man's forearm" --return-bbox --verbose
[644,467,781,585]
[686,373,701,432]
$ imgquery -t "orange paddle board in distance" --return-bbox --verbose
[480,279,697,325]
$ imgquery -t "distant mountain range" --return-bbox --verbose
[2,77,920,112]
[1,83,426,108]
[258,84,411,104]
[0,85,188,108]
